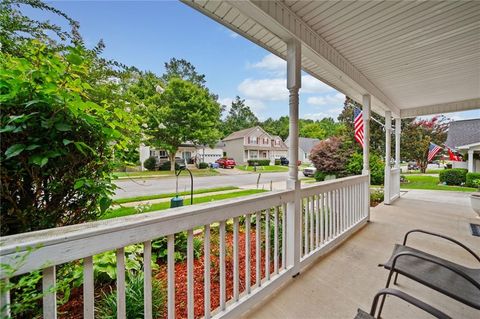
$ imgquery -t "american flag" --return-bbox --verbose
[427,143,442,162]
[353,107,364,148]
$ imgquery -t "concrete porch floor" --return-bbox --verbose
[246,190,480,319]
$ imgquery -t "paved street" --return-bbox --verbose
[114,171,303,199]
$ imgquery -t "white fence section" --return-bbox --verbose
[0,175,369,319]
[386,168,401,204]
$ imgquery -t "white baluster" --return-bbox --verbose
[116,248,126,319]
[42,266,57,319]
[83,256,94,319]
[219,221,226,310]
[204,225,211,319]
[187,229,194,319]
[167,235,175,319]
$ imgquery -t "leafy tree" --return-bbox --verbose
[222,96,259,136]
[401,116,449,173]
[0,1,141,235]
[345,152,385,185]
[143,78,222,171]
[309,137,352,176]
[261,116,290,140]
[162,57,206,87]
[299,121,326,140]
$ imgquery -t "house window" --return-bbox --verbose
[251,136,257,144]
[250,150,258,159]
[275,139,280,146]
[159,150,167,157]
[150,150,156,157]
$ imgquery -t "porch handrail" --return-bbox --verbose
[1,174,370,319]
[0,190,294,277]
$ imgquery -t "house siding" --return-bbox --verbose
[223,138,245,163]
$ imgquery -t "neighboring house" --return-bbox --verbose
[222,126,288,164]
[285,136,320,164]
[445,119,480,173]
[139,142,224,170]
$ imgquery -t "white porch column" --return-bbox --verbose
[395,118,401,168]
[362,94,371,220]
[286,39,301,276]
[468,149,474,172]
[384,111,392,205]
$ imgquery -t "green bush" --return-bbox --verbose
[274,159,281,165]
[159,161,180,171]
[247,159,270,166]
[466,172,480,188]
[314,171,327,181]
[96,274,165,319]
[198,162,208,169]
[370,189,384,206]
[345,152,385,185]
[439,168,467,185]
[143,157,157,171]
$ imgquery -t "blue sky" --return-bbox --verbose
[26,1,478,121]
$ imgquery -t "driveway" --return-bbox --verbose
[114,171,302,199]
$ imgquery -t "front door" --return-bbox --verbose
[183,151,192,163]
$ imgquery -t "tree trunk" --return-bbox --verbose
[169,152,176,172]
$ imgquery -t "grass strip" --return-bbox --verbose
[113,186,239,204]
[103,189,267,220]
[236,165,288,172]
[114,169,219,178]
[402,175,476,192]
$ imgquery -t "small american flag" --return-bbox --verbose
[354,107,364,148]
[427,143,442,162]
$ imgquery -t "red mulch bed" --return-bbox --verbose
[59,230,278,319]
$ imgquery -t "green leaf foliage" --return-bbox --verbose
[0,39,140,235]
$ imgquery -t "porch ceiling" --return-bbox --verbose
[183,0,480,118]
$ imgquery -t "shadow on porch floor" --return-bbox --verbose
[246,189,479,319]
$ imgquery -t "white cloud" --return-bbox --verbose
[238,78,288,101]
[218,97,233,107]
[307,93,345,106]
[229,31,240,38]
[302,75,335,94]
[249,54,286,75]
[219,96,266,116]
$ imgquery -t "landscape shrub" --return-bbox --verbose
[439,168,467,185]
[96,274,165,319]
[143,157,157,171]
[314,171,327,181]
[198,162,208,169]
[159,161,180,171]
[247,159,270,166]
[370,189,384,206]
[345,152,385,185]
[310,137,351,177]
[466,172,480,188]
[274,159,281,165]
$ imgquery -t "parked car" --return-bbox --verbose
[216,157,236,169]
[303,166,317,177]
[279,157,289,166]
[407,162,419,170]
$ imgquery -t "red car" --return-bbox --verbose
[216,157,236,168]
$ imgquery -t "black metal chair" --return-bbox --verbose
[379,229,480,315]
[354,288,451,319]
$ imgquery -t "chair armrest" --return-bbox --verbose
[370,288,452,319]
[403,229,480,263]
[390,251,480,290]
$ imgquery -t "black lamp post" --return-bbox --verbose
[175,166,194,205]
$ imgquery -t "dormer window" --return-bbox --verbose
[275,139,280,146]
[251,136,257,144]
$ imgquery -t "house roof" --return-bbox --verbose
[223,126,269,141]
[285,136,320,154]
[445,119,480,149]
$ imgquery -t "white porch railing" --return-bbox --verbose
[386,168,401,204]
[0,175,369,319]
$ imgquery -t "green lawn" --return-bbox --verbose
[402,169,444,174]
[113,168,219,179]
[103,189,268,219]
[113,186,239,204]
[236,165,288,172]
[401,175,476,192]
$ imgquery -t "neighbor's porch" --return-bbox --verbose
[246,189,479,319]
